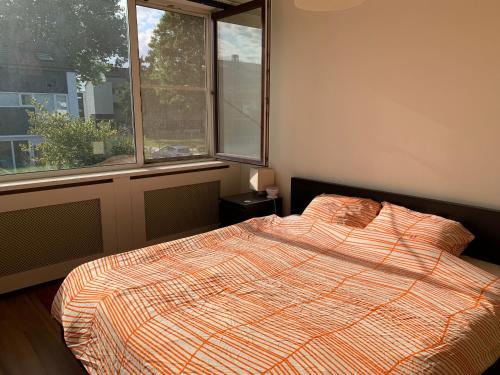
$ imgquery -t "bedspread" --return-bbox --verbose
[52,215,500,374]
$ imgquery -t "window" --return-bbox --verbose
[0,0,270,179]
[20,94,57,112]
[136,4,209,162]
[0,0,135,176]
[213,0,270,165]
[0,93,19,107]
[55,94,69,113]
[20,94,35,107]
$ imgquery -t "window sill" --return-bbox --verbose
[0,160,233,194]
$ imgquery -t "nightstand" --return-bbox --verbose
[219,192,283,227]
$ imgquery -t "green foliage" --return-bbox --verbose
[138,10,207,140]
[110,133,135,156]
[26,106,119,169]
[113,83,134,131]
[142,11,206,112]
[0,0,128,83]
[145,12,206,88]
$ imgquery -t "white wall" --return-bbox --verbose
[269,0,500,213]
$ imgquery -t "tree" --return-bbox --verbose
[25,105,126,169]
[0,0,128,83]
[144,11,206,88]
[141,10,207,136]
[113,83,134,132]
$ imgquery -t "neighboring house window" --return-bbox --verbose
[0,93,68,113]
[0,93,19,107]
[20,94,36,107]
[20,94,57,112]
[55,94,69,114]
[0,0,270,179]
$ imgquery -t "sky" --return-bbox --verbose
[136,6,163,59]
[218,22,262,64]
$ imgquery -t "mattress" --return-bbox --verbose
[53,215,500,374]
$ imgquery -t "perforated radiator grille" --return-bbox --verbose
[0,199,103,277]
[144,181,220,241]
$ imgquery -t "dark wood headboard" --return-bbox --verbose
[291,177,500,264]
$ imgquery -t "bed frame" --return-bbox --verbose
[291,177,500,265]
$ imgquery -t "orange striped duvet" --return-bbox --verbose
[52,215,500,374]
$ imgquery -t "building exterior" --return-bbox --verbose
[83,68,130,122]
[0,44,79,172]
[0,46,129,172]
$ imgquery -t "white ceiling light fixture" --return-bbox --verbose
[295,0,367,12]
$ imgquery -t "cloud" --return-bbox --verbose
[136,6,163,58]
[218,23,262,64]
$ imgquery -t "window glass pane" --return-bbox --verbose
[36,94,55,112]
[20,94,34,106]
[136,5,208,161]
[0,93,20,107]
[216,8,263,160]
[55,94,68,113]
[0,0,135,176]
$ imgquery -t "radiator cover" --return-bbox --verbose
[0,199,104,277]
[144,181,220,241]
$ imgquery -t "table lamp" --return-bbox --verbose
[249,167,275,194]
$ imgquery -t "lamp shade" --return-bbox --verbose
[295,0,366,12]
[249,168,275,192]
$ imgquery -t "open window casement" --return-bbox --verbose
[212,0,270,166]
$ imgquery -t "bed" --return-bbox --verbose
[52,177,500,374]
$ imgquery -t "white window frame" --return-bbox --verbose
[0,0,216,183]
